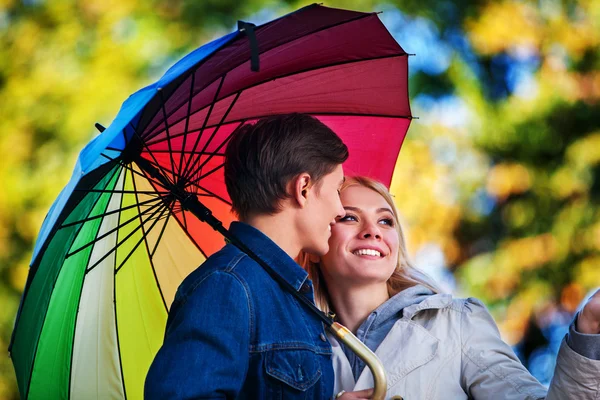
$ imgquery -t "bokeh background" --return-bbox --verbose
[1,0,599,397]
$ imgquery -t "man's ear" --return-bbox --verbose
[291,173,312,207]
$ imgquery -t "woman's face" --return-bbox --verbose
[319,184,399,287]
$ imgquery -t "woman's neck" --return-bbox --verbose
[328,283,390,333]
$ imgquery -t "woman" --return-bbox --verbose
[302,176,600,400]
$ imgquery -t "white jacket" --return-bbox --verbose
[330,294,600,399]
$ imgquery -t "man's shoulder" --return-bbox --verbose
[174,245,246,297]
[175,244,275,299]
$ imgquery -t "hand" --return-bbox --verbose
[577,289,600,334]
[337,388,374,400]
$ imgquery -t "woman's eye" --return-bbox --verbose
[338,215,357,222]
[379,218,394,226]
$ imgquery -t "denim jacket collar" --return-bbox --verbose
[229,221,309,291]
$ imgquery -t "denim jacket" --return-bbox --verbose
[145,222,334,399]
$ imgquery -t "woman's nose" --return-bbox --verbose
[361,221,381,240]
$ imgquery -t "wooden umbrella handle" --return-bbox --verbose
[328,322,403,400]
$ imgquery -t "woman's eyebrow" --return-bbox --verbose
[344,206,394,215]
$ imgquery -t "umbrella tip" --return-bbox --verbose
[95,123,106,133]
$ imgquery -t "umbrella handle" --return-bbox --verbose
[328,322,398,400]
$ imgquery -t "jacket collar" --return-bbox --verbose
[401,293,453,320]
[229,221,309,291]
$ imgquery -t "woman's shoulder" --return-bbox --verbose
[406,293,491,320]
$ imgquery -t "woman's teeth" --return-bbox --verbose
[353,249,381,257]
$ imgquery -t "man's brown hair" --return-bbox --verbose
[224,113,348,221]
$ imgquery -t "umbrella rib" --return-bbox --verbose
[9,163,121,362]
[84,202,168,275]
[132,157,183,191]
[144,53,408,147]
[128,122,179,188]
[181,75,226,183]
[19,165,124,400]
[186,163,224,191]
[77,189,171,195]
[167,205,209,259]
[179,71,195,178]
[60,197,163,228]
[147,111,411,149]
[113,174,128,400]
[131,167,169,312]
[101,153,172,193]
[189,183,232,206]
[66,200,166,260]
[65,195,110,400]
[150,209,171,259]
[113,206,170,274]
[142,12,376,137]
[182,94,242,184]
[157,89,179,179]
[181,204,188,230]
[139,149,225,156]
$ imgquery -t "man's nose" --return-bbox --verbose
[336,200,345,219]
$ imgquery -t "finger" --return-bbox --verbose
[352,388,374,396]
[343,388,374,399]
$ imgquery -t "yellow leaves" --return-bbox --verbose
[501,233,558,271]
[486,163,531,200]
[467,0,599,59]
[467,2,542,55]
[8,20,43,72]
[547,12,600,59]
[0,0,15,10]
[566,132,600,167]
[502,200,535,229]
[550,166,589,199]
[560,282,585,313]
[78,0,137,25]
[390,139,463,262]
[497,283,552,345]
[574,256,600,289]
[9,260,29,293]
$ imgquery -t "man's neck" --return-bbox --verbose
[244,212,300,259]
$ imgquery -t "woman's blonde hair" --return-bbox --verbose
[299,176,439,313]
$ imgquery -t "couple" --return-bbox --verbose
[145,114,600,399]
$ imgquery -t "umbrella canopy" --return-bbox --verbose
[10,4,412,399]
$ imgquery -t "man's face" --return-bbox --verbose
[299,165,345,256]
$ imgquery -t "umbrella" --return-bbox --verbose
[9,4,412,399]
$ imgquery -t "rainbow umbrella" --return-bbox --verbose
[9,4,412,399]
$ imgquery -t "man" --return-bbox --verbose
[145,113,347,398]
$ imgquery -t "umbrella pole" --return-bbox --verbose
[95,123,391,399]
[181,191,392,400]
